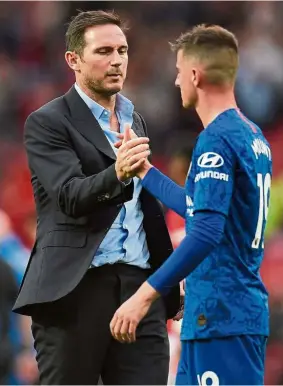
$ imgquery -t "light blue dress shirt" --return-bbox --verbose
[75,83,150,269]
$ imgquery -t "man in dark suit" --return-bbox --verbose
[12,9,180,386]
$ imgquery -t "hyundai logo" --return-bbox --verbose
[197,152,224,168]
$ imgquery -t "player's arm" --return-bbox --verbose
[110,208,226,342]
[139,133,236,295]
[140,166,187,218]
[145,134,236,294]
[146,210,224,293]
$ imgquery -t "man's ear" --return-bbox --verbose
[192,68,200,88]
[65,51,81,72]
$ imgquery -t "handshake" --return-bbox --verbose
[115,124,152,182]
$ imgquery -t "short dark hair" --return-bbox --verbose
[171,24,239,85]
[170,24,238,54]
[65,10,128,56]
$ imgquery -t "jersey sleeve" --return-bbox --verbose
[193,132,236,216]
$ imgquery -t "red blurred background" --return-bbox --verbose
[1,2,283,384]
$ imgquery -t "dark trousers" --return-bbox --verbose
[31,264,169,385]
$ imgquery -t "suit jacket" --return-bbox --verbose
[13,86,180,318]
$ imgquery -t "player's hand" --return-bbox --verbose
[115,128,152,179]
[180,279,186,297]
[110,282,158,343]
[173,280,185,321]
[114,127,138,148]
[115,124,150,182]
[173,303,184,321]
[110,295,151,343]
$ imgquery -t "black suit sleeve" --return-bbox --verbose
[24,111,133,218]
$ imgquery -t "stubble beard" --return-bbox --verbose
[84,75,122,98]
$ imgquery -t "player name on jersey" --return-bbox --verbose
[251,139,272,161]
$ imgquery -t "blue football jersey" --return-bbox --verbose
[181,108,272,340]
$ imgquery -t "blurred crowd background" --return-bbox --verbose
[1,1,283,384]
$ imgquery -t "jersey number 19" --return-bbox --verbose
[252,173,271,249]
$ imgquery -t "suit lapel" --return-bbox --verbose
[132,113,145,137]
[64,86,145,160]
[64,86,116,160]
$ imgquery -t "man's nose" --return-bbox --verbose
[110,50,122,66]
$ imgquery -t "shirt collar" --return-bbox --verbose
[74,83,134,122]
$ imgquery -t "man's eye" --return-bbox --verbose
[95,48,112,55]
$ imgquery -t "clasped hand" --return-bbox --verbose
[115,125,151,182]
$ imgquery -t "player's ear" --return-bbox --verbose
[191,68,198,87]
[192,67,202,88]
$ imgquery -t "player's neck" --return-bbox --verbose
[196,89,237,128]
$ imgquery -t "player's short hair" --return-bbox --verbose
[65,10,128,56]
[170,24,239,85]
